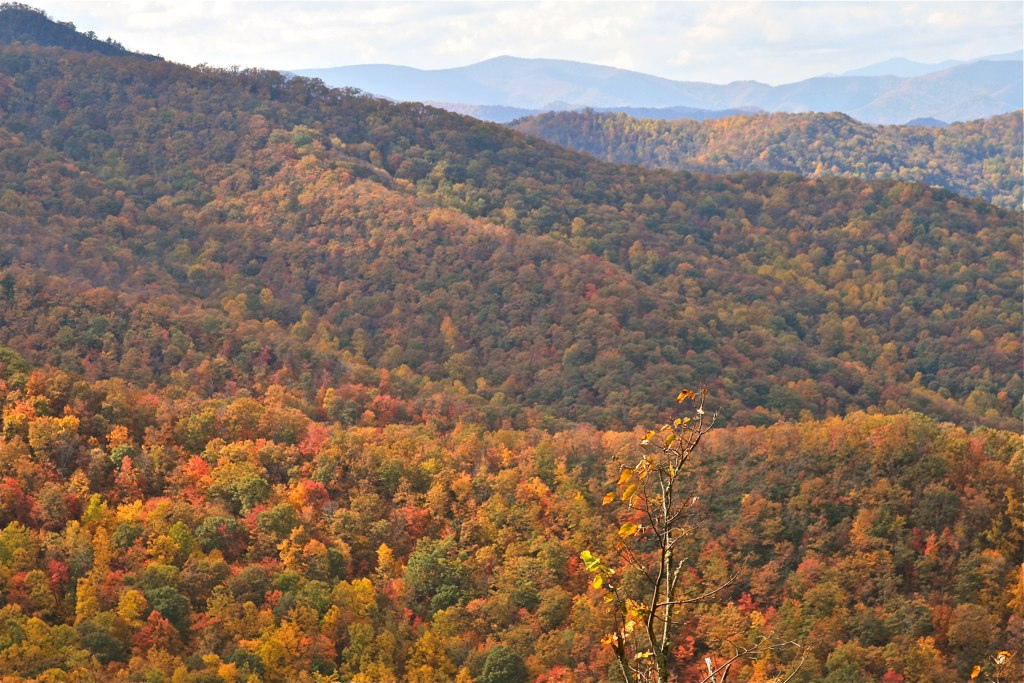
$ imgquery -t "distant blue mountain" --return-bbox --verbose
[841,50,1023,77]
[293,53,1023,125]
[904,117,948,128]
[841,57,963,78]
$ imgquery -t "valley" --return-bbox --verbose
[0,5,1020,683]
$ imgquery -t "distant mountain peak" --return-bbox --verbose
[294,54,1021,125]
[841,50,1024,78]
[904,117,949,128]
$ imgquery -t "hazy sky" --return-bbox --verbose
[27,1,1024,84]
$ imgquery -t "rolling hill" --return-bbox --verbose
[511,109,1024,210]
[0,5,1020,431]
[0,7,1019,683]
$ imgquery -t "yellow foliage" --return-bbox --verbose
[116,589,149,626]
[74,578,99,625]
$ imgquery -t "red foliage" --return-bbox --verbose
[394,504,432,541]
[0,476,37,525]
[46,559,69,593]
[131,610,183,653]
[536,666,575,683]
[298,422,330,457]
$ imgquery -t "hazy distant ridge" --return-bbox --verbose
[295,54,1023,125]
[431,102,760,124]
[839,49,1022,77]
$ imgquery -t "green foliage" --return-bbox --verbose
[0,345,31,389]
[76,613,130,664]
[207,459,270,514]
[194,515,249,558]
[142,585,191,632]
[480,645,529,683]
[404,537,469,616]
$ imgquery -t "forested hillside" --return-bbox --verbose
[0,1,147,58]
[0,32,1019,430]
[512,110,1023,210]
[0,6,1021,682]
[0,353,1019,682]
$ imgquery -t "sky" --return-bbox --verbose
[24,1,1024,84]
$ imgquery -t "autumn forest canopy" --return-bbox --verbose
[0,5,1020,683]
[512,109,1023,211]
